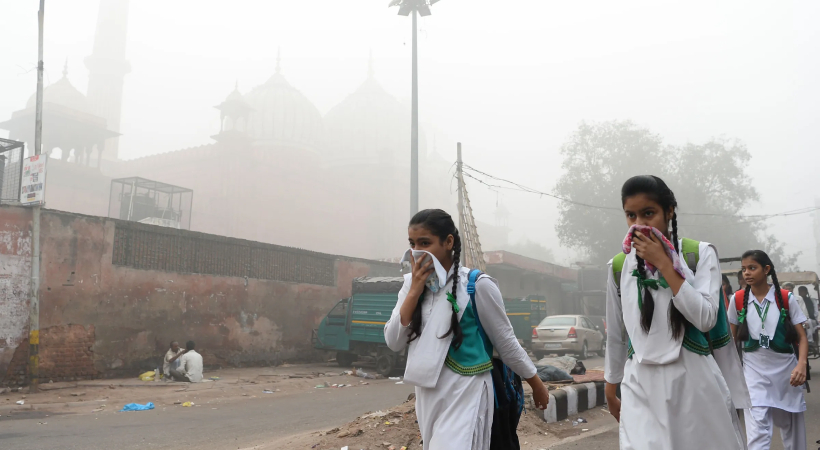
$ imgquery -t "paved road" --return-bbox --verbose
[551,366,820,450]
[0,380,415,450]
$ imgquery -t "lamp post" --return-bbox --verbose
[389,0,440,217]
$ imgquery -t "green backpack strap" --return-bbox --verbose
[680,238,700,273]
[612,252,627,292]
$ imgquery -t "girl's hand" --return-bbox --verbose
[531,383,550,410]
[409,254,434,294]
[605,382,621,423]
[790,362,807,387]
[633,231,672,271]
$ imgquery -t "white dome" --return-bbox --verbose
[323,76,408,168]
[243,72,323,149]
[27,63,91,114]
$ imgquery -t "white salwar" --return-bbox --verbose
[385,266,536,450]
[728,287,808,450]
[605,241,750,450]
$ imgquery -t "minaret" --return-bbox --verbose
[84,0,131,160]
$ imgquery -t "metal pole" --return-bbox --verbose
[29,0,46,393]
[410,8,419,217]
[456,142,463,228]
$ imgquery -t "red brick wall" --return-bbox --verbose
[0,206,396,384]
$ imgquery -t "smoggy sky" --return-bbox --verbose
[2,1,818,270]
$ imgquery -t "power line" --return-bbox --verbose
[461,164,820,221]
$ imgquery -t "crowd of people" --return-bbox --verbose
[385,175,815,450]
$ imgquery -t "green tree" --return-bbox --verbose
[554,120,799,270]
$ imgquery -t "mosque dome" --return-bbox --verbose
[27,61,91,114]
[323,64,409,168]
[243,57,323,149]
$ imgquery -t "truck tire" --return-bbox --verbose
[376,354,396,377]
[336,351,357,367]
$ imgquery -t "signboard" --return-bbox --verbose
[20,155,47,206]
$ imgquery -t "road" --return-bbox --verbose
[0,380,415,450]
[551,365,820,450]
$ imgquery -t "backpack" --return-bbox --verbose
[468,269,525,450]
[733,289,790,315]
[612,237,701,291]
[611,238,733,354]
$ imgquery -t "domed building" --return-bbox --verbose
[321,57,456,259]
[1,61,117,166]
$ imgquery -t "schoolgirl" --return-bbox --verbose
[604,175,750,450]
[728,250,808,450]
[384,209,549,450]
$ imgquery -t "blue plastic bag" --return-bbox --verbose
[120,402,155,412]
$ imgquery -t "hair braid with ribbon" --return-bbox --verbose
[636,254,656,334]
[770,268,798,344]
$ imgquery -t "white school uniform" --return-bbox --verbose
[384,266,536,450]
[605,241,749,450]
[727,287,808,450]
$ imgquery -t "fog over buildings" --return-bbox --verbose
[1,1,818,270]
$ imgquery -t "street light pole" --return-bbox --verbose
[410,8,418,217]
[29,0,45,393]
[390,0,439,218]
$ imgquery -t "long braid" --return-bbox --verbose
[440,231,464,349]
[770,269,798,344]
[667,212,687,339]
[637,255,655,333]
[737,283,752,342]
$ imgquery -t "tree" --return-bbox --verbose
[554,120,800,270]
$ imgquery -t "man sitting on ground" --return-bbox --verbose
[170,341,203,382]
[163,341,185,379]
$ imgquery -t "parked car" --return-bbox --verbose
[531,315,605,360]
[586,315,607,340]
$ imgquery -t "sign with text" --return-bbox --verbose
[20,154,47,206]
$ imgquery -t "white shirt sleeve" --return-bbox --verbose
[788,293,808,325]
[670,244,720,332]
[384,275,413,352]
[727,293,739,325]
[605,260,627,385]
[474,277,537,379]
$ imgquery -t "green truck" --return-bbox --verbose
[504,295,548,348]
[312,277,406,376]
[313,277,547,376]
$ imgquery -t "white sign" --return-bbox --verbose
[20,154,47,206]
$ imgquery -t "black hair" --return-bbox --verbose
[736,250,798,344]
[621,175,687,339]
[722,274,731,288]
[798,286,809,295]
[406,209,464,349]
[186,340,196,351]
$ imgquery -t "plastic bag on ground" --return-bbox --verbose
[120,402,155,412]
[138,371,155,382]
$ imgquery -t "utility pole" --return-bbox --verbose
[29,0,46,393]
[455,143,486,271]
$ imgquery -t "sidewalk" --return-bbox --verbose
[2,362,366,414]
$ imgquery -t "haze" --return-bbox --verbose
[1,0,818,270]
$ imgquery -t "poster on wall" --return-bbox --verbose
[19,154,47,206]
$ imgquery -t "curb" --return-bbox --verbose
[540,381,606,423]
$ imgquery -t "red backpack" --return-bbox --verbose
[734,289,790,314]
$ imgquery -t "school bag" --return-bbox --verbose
[611,238,732,354]
[468,269,526,450]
